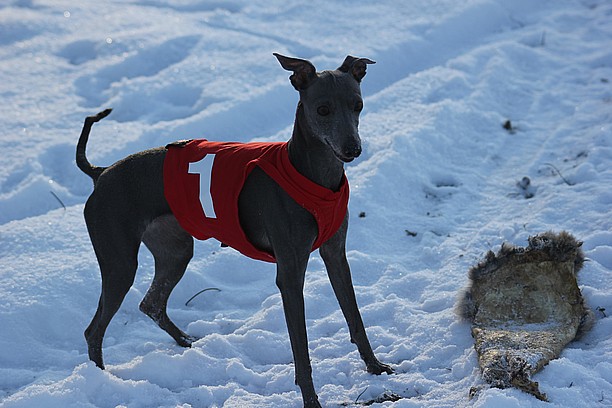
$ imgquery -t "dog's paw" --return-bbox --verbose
[366,359,394,375]
[176,333,199,348]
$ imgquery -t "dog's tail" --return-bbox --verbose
[76,108,112,183]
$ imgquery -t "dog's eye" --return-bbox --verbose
[354,101,363,112]
[317,105,330,116]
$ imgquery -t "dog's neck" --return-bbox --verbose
[287,103,345,192]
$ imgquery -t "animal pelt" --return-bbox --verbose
[458,231,594,401]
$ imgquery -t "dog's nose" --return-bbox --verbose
[345,144,362,159]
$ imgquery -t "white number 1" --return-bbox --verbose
[188,154,217,219]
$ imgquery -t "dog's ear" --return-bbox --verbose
[338,56,376,82]
[274,53,317,91]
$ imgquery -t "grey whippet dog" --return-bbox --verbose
[77,53,393,407]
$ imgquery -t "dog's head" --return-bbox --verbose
[274,53,375,163]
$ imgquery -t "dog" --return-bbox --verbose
[77,53,392,407]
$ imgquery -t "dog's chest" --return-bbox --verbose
[163,139,349,262]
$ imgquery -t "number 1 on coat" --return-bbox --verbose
[188,154,217,219]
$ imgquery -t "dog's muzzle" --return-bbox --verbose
[339,143,362,162]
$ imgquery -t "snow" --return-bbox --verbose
[1,0,611,406]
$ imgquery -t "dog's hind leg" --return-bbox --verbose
[84,200,142,370]
[140,214,196,347]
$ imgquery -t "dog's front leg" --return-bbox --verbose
[319,216,394,376]
[275,251,322,408]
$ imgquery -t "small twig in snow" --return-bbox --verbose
[543,163,574,186]
[50,191,66,211]
[185,287,221,306]
[355,387,368,404]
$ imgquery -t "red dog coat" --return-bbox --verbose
[163,139,349,263]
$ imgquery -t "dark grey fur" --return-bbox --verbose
[77,54,392,408]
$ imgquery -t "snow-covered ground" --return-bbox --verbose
[1,0,611,406]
